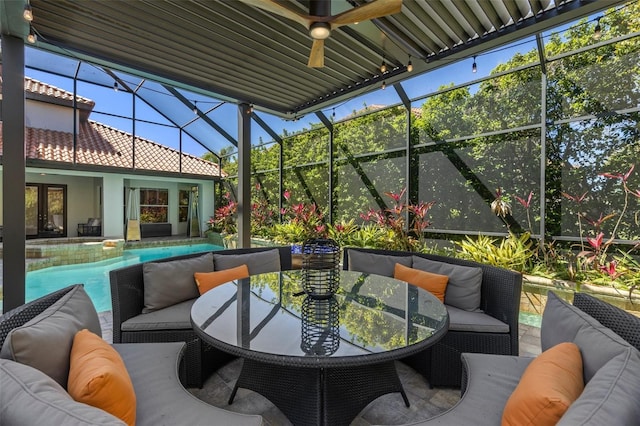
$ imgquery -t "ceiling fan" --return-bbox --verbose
[239,0,403,68]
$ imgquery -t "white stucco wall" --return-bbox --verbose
[26,100,77,134]
[25,172,98,237]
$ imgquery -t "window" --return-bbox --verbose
[140,188,168,223]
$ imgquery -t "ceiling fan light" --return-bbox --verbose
[309,22,331,40]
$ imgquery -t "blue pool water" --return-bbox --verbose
[26,244,222,312]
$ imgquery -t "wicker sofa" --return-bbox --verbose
[109,245,292,387]
[343,247,522,387]
[0,284,262,425]
[396,291,640,425]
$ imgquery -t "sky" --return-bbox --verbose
[22,9,597,160]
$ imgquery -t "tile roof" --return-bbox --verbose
[0,68,96,110]
[23,76,96,108]
[0,120,224,178]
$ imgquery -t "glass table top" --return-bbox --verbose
[191,270,449,365]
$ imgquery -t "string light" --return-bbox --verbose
[380,55,387,73]
[593,17,602,40]
[23,2,33,21]
[247,104,254,114]
[407,55,413,72]
[332,108,336,119]
[381,80,386,90]
[113,81,119,92]
[193,100,198,115]
[472,55,477,73]
[27,26,37,44]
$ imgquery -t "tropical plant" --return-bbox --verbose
[456,232,535,272]
[206,192,237,235]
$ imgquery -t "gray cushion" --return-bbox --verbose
[0,358,125,425]
[213,249,281,275]
[419,353,533,425]
[446,305,509,333]
[122,299,195,331]
[347,249,411,277]
[0,285,101,388]
[558,348,640,425]
[541,291,632,383]
[114,343,263,426]
[142,252,213,313]
[412,256,483,312]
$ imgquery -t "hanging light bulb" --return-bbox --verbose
[380,56,387,73]
[247,104,254,114]
[381,80,386,90]
[472,55,477,73]
[193,101,198,115]
[332,108,336,119]
[27,26,37,44]
[407,55,413,72]
[593,18,602,40]
[113,81,119,92]
[23,2,33,22]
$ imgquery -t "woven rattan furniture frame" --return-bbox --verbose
[343,248,522,388]
[573,292,640,350]
[109,246,292,388]
[192,270,449,426]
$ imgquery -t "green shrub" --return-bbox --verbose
[455,232,534,272]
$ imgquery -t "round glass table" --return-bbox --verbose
[191,270,449,426]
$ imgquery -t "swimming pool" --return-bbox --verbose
[25,243,222,312]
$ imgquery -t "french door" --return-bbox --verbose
[25,184,67,238]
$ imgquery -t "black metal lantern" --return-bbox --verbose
[302,238,340,298]
[301,296,340,356]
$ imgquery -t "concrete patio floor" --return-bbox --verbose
[98,313,541,425]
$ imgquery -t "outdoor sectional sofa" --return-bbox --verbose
[0,284,262,425]
[393,291,640,425]
[343,247,522,388]
[109,245,292,388]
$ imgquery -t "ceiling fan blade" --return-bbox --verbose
[238,0,312,28]
[330,0,402,27]
[307,39,325,68]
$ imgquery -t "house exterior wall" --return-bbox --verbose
[26,100,77,134]
[25,172,97,237]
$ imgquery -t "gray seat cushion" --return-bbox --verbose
[347,249,412,277]
[0,285,101,388]
[0,358,125,425]
[213,248,281,275]
[122,299,195,331]
[541,291,632,383]
[113,342,262,426]
[142,252,213,313]
[414,353,533,425]
[446,305,509,333]
[412,256,483,312]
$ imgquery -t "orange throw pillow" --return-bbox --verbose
[68,329,136,426]
[502,342,584,426]
[194,264,249,295]
[394,263,448,302]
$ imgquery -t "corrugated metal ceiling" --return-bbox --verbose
[2,0,624,117]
